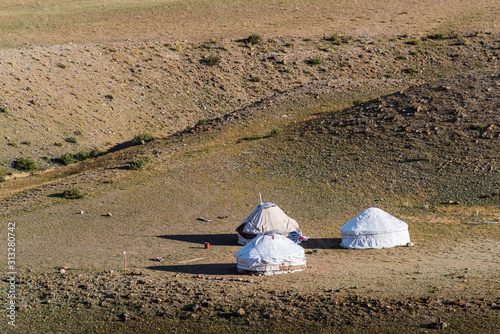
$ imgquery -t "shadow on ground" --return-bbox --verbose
[147,263,236,275]
[301,238,343,249]
[157,233,236,246]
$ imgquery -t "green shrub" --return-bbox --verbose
[325,34,352,45]
[247,34,262,45]
[0,106,7,113]
[197,119,208,126]
[407,39,420,45]
[61,189,84,199]
[308,58,322,65]
[353,99,363,106]
[60,153,74,165]
[14,157,37,171]
[206,55,221,66]
[74,150,90,161]
[428,33,445,40]
[104,94,114,100]
[270,128,282,137]
[65,137,78,144]
[132,133,155,145]
[129,156,151,170]
[249,75,261,82]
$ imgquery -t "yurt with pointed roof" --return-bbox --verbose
[340,207,411,249]
[236,202,306,245]
[235,233,307,275]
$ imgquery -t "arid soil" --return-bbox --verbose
[0,1,499,333]
[1,32,498,171]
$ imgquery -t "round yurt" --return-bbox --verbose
[235,233,307,275]
[236,202,306,245]
[340,207,411,249]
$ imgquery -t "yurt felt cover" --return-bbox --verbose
[236,202,300,245]
[340,207,410,249]
[235,233,307,275]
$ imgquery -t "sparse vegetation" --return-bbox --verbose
[197,119,208,126]
[65,137,78,144]
[13,157,37,171]
[205,55,221,66]
[246,34,262,46]
[428,33,446,40]
[0,106,7,113]
[129,156,151,170]
[61,188,84,199]
[325,34,352,45]
[249,75,261,82]
[308,58,322,65]
[132,133,155,145]
[104,94,114,100]
[270,127,282,137]
[0,3,498,333]
[74,150,90,161]
[60,153,74,165]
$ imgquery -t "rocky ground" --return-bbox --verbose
[9,266,500,333]
[1,32,498,172]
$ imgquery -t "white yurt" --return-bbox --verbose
[236,202,307,245]
[340,207,411,249]
[235,233,307,275]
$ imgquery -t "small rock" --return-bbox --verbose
[60,269,66,274]
[432,318,448,329]
[106,212,113,217]
[79,210,84,215]
[406,242,414,247]
[236,308,245,316]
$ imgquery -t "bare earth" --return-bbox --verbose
[0,1,499,333]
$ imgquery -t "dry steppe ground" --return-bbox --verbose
[0,1,499,333]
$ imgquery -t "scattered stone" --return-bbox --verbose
[105,212,113,217]
[197,217,211,222]
[235,308,245,316]
[431,318,449,329]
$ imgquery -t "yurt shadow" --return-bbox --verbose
[301,238,343,249]
[147,263,236,275]
[156,233,236,246]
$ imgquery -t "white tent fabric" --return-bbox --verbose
[235,233,307,275]
[340,207,411,249]
[236,202,302,245]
